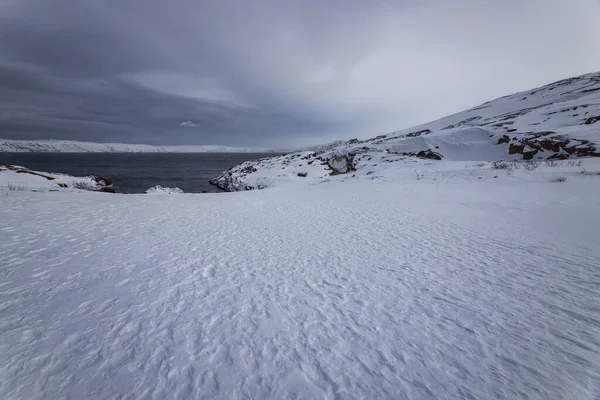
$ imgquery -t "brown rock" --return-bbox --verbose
[497,135,510,144]
[508,143,525,154]
[548,153,569,160]
[416,150,443,160]
[94,177,113,187]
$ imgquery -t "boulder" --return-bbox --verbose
[93,176,115,193]
[508,143,525,154]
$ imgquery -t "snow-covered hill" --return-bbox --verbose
[211,72,600,191]
[2,73,600,400]
[0,139,274,153]
[0,164,115,192]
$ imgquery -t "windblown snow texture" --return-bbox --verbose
[1,165,600,399]
[2,72,600,400]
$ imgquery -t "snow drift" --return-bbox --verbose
[0,164,114,193]
[145,185,185,195]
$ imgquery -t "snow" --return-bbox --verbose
[2,71,600,399]
[1,159,600,399]
[146,185,185,195]
[393,72,600,140]
[0,164,106,193]
[0,139,275,153]
[211,72,600,192]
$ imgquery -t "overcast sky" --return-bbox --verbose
[1,0,600,147]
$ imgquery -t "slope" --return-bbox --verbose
[211,72,600,191]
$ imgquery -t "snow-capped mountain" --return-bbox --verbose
[0,139,275,153]
[211,71,600,191]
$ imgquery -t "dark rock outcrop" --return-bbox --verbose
[321,153,357,175]
[93,176,115,193]
[387,149,444,160]
[405,129,432,138]
[508,143,525,154]
[497,135,511,144]
[499,133,600,159]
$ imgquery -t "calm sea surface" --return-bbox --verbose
[0,153,276,193]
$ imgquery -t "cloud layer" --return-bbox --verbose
[1,0,600,147]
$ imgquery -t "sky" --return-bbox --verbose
[1,0,600,148]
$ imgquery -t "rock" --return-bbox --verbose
[322,154,357,176]
[92,176,115,193]
[500,133,600,160]
[497,135,511,144]
[387,149,443,160]
[523,149,538,160]
[94,177,113,187]
[297,172,308,177]
[508,143,525,154]
[405,129,432,138]
[416,150,443,160]
[548,153,569,160]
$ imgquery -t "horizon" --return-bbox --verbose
[2,68,598,150]
[2,0,600,147]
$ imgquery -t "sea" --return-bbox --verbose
[0,153,276,193]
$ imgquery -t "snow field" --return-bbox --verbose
[1,162,600,399]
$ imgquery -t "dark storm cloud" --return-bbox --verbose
[1,0,600,147]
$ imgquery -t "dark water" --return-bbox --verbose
[0,153,276,193]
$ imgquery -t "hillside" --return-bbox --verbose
[0,139,274,153]
[211,72,600,191]
[3,73,600,400]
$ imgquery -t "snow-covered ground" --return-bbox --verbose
[211,72,600,191]
[0,139,275,153]
[0,164,112,193]
[1,159,600,400]
[146,185,185,195]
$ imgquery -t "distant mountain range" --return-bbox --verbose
[0,139,276,153]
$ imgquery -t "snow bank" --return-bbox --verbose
[145,185,184,195]
[0,164,112,193]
